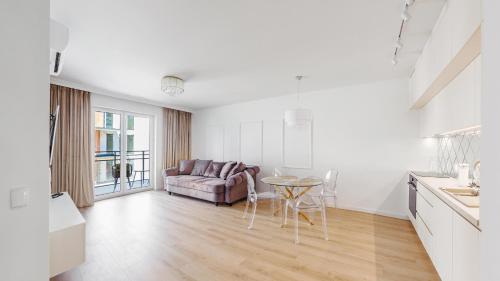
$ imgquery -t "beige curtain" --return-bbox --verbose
[50,84,94,207]
[163,108,192,169]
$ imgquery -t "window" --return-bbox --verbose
[127,135,134,151]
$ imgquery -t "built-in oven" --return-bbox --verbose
[408,174,417,219]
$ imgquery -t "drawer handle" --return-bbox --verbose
[417,212,433,236]
[418,191,434,208]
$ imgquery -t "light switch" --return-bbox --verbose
[10,187,29,209]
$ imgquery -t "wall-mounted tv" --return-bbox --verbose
[49,105,59,167]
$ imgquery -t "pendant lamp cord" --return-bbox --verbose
[296,75,303,105]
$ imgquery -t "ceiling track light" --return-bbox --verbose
[401,9,411,21]
[405,0,415,6]
[395,39,403,49]
[392,55,398,65]
[391,1,415,66]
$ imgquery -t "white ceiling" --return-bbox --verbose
[50,0,444,110]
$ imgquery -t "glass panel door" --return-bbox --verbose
[126,114,151,190]
[94,109,153,199]
[94,111,122,196]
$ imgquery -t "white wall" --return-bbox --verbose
[480,0,500,280]
[0,0,49,280]
[91,94,165,191]
[192,79,435,218]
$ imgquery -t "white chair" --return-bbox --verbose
[320,169,339,207]
[273,168,293,225]
[242,170,281,229]
[292,169,339,243]
[272,168,284,216]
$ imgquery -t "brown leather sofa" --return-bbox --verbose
[163,159,260,206]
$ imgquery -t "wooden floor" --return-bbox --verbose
[51,191,439,281]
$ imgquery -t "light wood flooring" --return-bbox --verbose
[51,191,439,281]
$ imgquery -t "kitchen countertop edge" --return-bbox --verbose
[409,171,480,231]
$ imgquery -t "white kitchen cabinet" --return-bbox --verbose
[473,55,482,125]
[449,0,482,57]
[419,55,481,137]
[452,212,480,281]
[409,0,481,110]
[428,3,453,84]
[413,180,479,281]
[432,196,454,281]
[416,184,453,281]
[416,213,434,257]
[446,57,475,131]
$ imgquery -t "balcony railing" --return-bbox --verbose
[94,150,150,196]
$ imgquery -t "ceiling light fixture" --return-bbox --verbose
[395,39,403,49]
[391,0,415,66]
[401,10,411,22]
[161,76,184,96]
[405,0,415,6]
[391,55,399,65]
[284,76,313,127]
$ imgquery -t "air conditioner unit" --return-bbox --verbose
[50,19,69,76]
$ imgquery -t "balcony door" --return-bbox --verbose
[93,109,153,199]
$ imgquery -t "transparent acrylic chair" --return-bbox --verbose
[242,170,281,229]
[273,167,294,225]
[292,169,339,243]
[272,168,284,217]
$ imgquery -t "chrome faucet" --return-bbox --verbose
[472,160,480,188]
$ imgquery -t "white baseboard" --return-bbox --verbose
[326,204,409,220]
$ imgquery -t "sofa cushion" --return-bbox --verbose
[190,160,212,176]
[166,175,205,186]
[204,161,225,178]
[178,159,196,175]
[219,161,236,179]
[227,162,246,178]
[166,176,226,193]
[191,178,227,193]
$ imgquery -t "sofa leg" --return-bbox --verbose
[227,203,233,207]
[215,202,219,206]
[168,192,172,195]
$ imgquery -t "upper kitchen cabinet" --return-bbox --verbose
[449,0,482,57]
[420,56,481,137]
[409,0,482,110]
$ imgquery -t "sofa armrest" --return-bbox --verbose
[225,172,248,204]
[224,166,260,203]
[225,172,245,188]
[244,166,260,176]
[163,167,179,177]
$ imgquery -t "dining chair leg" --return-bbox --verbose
[242,198,250,218]
[308,212,316,229]
[284,200,289,225]
[294,208,300,244]
[248,200,258,229]
[271,198,276,216]
[280,199,286,227]
[320,204,329,241]
[277,198,282,221]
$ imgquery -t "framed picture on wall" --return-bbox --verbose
[240,121,263,166]
[282,120,312,168]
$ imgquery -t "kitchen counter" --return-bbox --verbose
[410,171,480,230]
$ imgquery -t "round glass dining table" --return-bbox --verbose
[260,176,323,226]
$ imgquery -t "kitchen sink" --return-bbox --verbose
[439,187,480,208]
[440,187,479,196]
